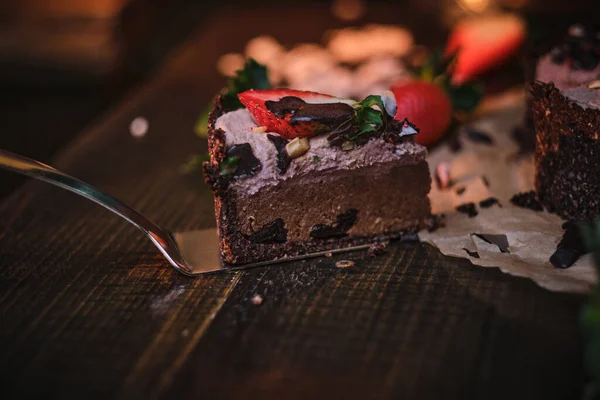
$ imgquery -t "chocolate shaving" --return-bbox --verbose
[223,143,261,178]
[466,127,494,145]
[267,134,291,174]
[425,214,446,233]
[243,218,288,244]
[550,220,590,269]
[456,202,478,218]
[471,233,510,253]
[310,209,359,239]
[510,190,543,211]
[463,248,480,258]
[479,197,501,208]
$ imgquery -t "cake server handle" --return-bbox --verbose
[0,149,195,276]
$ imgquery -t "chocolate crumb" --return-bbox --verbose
[463,248,480,258]
[510,190,543,211]
[481,176,490,187]
[479,197,501,208]
[466,127,494,145]
[336,260,355,269]
[250,294,264,305]
[456,202,478,218]
[456,187,466,195]
[368,242,388,257]
[425,214,446,233]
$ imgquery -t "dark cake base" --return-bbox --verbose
[531,81,600,221]
[215,161,431,265]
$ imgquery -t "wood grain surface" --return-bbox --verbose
[0,4,587,399]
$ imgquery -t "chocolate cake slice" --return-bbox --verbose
[203,90,431,265]
[532,81,600,221]
[523,24,600,152]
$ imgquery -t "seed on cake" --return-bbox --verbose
[435,162,452,189]
[285,137,310,158]
[336,260,355,268]
[341,140,355,151]
[587,80,600,89]
[251,126,268,133]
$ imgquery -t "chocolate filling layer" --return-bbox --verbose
[310,208,358,239]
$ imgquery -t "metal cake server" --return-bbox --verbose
[0,149,369,276]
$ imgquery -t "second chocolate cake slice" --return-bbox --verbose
[203,88,431,265]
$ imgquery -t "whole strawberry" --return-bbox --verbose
[391,81,452,147]
[390,50,483,147]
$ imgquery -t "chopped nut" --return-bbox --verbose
[435,162,452,189]
[341,140,355,151]
[250,294,263,305]
[335,260,354,268]
[588,80,600,89]
[285,137,310,158]
[251,126,268,133]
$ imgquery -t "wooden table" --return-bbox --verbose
[0,4,587,399]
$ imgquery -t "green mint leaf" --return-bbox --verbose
[194,102,214,138]
[444,80,484,113]
[358,95,385,111]
[219,156,240,176]
[362,107,383,125]
[180,153,210,174]
[221,58,271,112]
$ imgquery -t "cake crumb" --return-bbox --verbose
[250,294,264,306]
[368,242,387,256]
[130,117,148,138]
[336,260,354,269]
[425,213,446,232]
[456,202,478,218]
[479,197,501,208]
[510,190,543,211]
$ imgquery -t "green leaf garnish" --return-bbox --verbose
[349,94,387,142]
[312,156,319,164]
[442,80,484,114]
[180,153,210,174]
[221,58,271,111]
[194,58,271,137]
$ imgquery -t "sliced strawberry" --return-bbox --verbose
[238,89,356,139]
[446,14,525,85]
[391,81,452,147]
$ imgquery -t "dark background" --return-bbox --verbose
[0,0,597,197]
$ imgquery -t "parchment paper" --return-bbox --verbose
[419,89,596,294]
